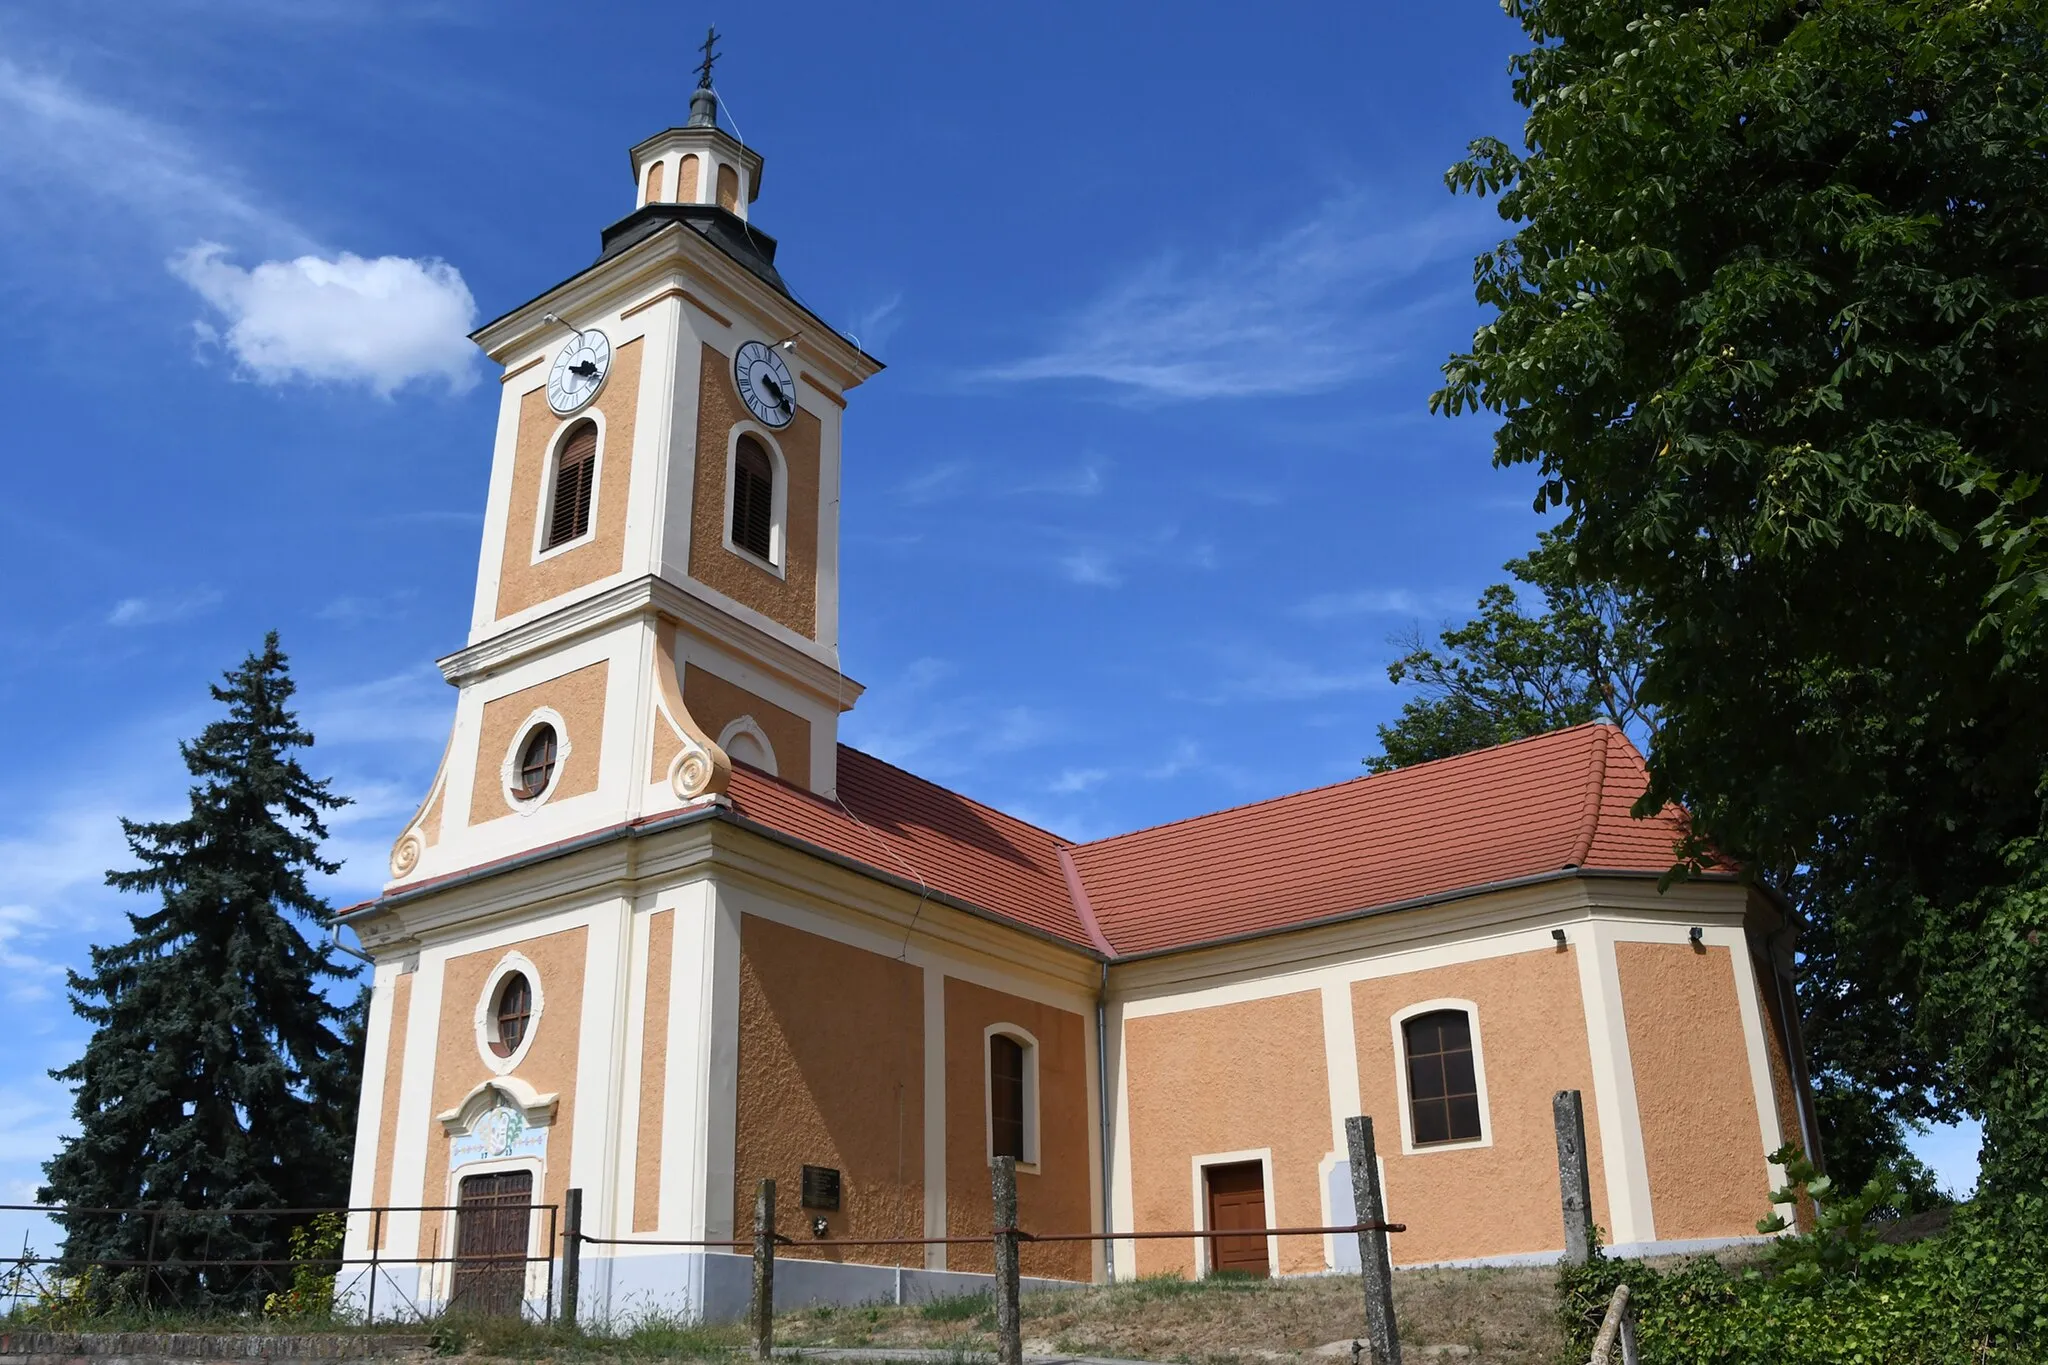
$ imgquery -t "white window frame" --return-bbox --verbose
[716,714,778,777]
[722,422,788,578]
[500,708,571,815]
[1390,997,1494,1155]
[982,1022,1040,1173]
[473,952,546,1075]
[532,413,606,563]
[1189,1148,1277,1278]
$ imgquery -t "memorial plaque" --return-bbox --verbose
[801,1164,841,1210]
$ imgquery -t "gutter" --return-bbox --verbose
[1056,848,1120,1280]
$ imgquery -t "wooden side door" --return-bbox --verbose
[1204,1161,1271,1277]
[451,1170,532,1317]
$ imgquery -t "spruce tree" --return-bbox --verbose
[42,633,359,1306]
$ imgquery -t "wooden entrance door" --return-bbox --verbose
[451,1170,532,1317]
[1204,1161,1271,1277]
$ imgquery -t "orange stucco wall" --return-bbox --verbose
[734,914,923,1266]
[682,664,811,789]
[1352,948,1610,1265]
[370,970,414,1248]
[418,927,587,1261]
[1616,942,1771,1240]
[467,661,609,825]
[941,977,1092,1280]
[1124,991,1330,1277]
[494,338,642,620]
[688,344,820,639]
[634,910,674,1232]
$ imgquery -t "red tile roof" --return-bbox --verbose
[726,725,1690,960]
[724,747,1086,948]
[1068,724,1688,956]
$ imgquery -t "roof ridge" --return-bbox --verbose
[1565,725,1612,868]
[1072,721,1620,852]
[1056,847,1119,957]
[837,744,1074,846]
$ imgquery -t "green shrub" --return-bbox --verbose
[1558,1148,2048,1363]
[262,1213,347,1322]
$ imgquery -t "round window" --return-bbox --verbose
[491,973,533,1058]
[511,724,558,802]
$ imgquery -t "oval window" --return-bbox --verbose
[492,973,533,1058]
[511,724,558,801]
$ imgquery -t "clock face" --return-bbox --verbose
[546,328,611,415]
[733,340,797,428]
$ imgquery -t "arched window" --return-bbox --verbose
[644,159,666,204]
[511,724,557,802]
[716,162,740,212]
[544,423,597,550]
[1402,1009,1482,1145]
[990,1033,1027,1161]
[490,973,533,1057]
[731,435,775,561]
[677,154,700,203]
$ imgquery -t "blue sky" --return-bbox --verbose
[0,1,1977,1249]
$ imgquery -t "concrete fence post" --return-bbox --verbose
[1554,1090,1594,1265]
[560,1188,582,1328]
[1344,1116,1401,1365]
[752,1178,776,1360]
[991,1155,1023,1365]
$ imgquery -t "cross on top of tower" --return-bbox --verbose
[696,26,721,92]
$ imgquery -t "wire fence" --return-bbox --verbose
[0,1202,559,1325]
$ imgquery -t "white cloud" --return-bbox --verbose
[172,243,479,396]
[1292,587,1472,620]
[976,193,1480,400]
[1049,767,1109,795]
[1058,549,1122,587]
[0,57,311,256]
[107,587,223,627]
[848,293,904,353]
[0,905,67,1006]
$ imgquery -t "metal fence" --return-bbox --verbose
[0,1201,560,1324]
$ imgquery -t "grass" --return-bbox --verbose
[5,1265,1565,1364]
[774,1266,1564,1365]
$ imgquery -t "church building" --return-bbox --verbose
[337,73,1817,1324]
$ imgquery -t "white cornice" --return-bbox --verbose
[472,222,880,393]
[1103,873,1750,1001]
[438,573,865,712]
[346,812,1100,994]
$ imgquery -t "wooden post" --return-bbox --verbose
[990,1155,1023,1365]
[560,1188,582,1327]
[1344,1116,1401,1365]
[1588,1283,1632,1365]
[1554,1090,1594,1265]
[752,1178,776,1360]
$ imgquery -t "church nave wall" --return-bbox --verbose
[733,912,927,1267]
[940,976,1093,1282]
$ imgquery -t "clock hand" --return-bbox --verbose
[759,373,790,411]
[569,359,600,379]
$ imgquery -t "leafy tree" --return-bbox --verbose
[1434,0,2048,1190]
[1366,532,1654,773]
[41,633,359,1306]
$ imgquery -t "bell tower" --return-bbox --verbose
[384,53,882,888]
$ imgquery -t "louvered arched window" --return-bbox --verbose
[732,435,775,561]
[545,422,597,550]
